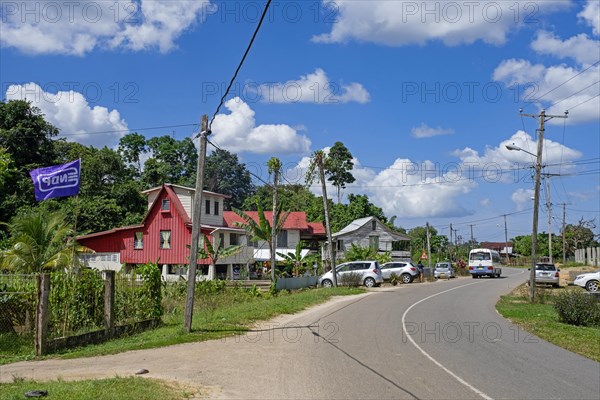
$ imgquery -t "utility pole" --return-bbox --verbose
[426,222,432,277]
[520,109,568,302]
[559,203,569,265]
[268,158,282,282]
[546,175,552,264]
[184,115,210,332]
[503,214,509,264]
[449,223,453,260]
[468,224,475,249]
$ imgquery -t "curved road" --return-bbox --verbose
[1,268,599,399]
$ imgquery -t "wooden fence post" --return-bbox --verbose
[103,270,115,335]
[35,273,50,356]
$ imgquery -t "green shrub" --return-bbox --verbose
[339,272,362,287]
[554,290,600,327]
[389,272,399,286]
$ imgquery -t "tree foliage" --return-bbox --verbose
[204,149,254,210]
[326,142,355,203]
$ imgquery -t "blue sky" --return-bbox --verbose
[1,0,599,243]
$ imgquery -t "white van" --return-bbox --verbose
[468,248,502,278]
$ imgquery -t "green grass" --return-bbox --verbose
[1,286,363,365]
[0,377,200,400]
[496,286,600,362]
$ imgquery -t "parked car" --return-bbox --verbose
[319,260,383,288]
[434,262,455,279]
[380,262,418,283]
[530,263,560,287]
[573,270,600,292]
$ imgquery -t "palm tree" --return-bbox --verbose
[0,210,81,273]
[233,202,287,281]
[190,233,242,280]
[277,241,316,277]
[306,150,337,286]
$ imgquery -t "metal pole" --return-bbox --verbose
[529,112,545,302]
[184,115,209,332]
[562,203,566,265]
[546,176,552,264]
[504,214,509,264]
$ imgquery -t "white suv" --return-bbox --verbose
[319,261,383,288]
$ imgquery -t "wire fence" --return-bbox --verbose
[0,274,37,336]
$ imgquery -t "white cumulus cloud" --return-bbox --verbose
[531,30,600,65]
[411,123,454,138]
[210,98,311,155]
[5,83,128,148]
[256,69,370,104]
[511,188,535,211]
[0,0,211,56]
[312,0,570,47]
[578,0,600,35]
[493,60,600,124]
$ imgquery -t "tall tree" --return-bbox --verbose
[562,218,598,257]
[118,132,147,176]
[326,142,355,203]
[306,150,337,286]
[330,194,386,233]
[0,100,59,226]
[204,149,254,210]
[143,136,197,188]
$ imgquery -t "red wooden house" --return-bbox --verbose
[77,184,325,280]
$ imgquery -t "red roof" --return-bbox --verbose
[307,222,326,235]
[223,211,310,230]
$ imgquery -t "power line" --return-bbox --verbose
[522,60,600,108]
[567,93,600,111]
[207,0,273,133]
[546,80,600,109]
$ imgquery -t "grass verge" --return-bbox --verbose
[1,286,363,365]
[496,285,600,362]
[0,377,200,400]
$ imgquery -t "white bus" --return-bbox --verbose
[468,248,502,278]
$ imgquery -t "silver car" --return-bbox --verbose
[319,260,383,288]
[532,263,560,287]
[573,270,600,292]
[434,262,455,279]
[380,262,418,284]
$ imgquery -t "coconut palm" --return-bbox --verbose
[0,210,81,273]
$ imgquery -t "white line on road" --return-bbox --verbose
[401,281,494,400]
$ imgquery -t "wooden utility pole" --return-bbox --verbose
[184,115,210,332]
[449,223,453,260]
[468,224,475,249]
[269,158,281,282]
[426,222,432,278]
[318,154,337,286]
[546,176,552,264]
[520,109,567,302]
[503,214,509,264]
[561,203,568,265]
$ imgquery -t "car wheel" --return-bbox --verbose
[401,273,413,284]
[585,280,599,292]
[472,274,477,279]
[364,277,376,288]
[552,283,560,288]
[322,279,333,288]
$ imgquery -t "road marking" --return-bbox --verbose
[401,282,494,400]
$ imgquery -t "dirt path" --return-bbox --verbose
[0,293,372,399]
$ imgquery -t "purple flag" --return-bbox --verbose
[30,159,81,201]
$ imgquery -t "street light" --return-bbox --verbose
[506,141,543,300]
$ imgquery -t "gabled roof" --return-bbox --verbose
[77,224,144,240]
[223,211,310,230]
[141,184,191,225]
[307,222,326,235]
[332,216,410,241]
[141,183,231,199]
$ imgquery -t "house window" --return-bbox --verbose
[276,230,288,247]
[161,198,170,211]
[214,200,219,215]
[219,233,225,249]
[205,199,211,215]
[369,235,379,251]
[160,230,171,249]
[336,240,344,251]
[230,233,239,246]
[372,220,377,231]
[134,232,144,249]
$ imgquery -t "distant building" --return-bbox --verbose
[479,241,513,256]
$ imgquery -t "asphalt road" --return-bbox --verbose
[1,268,599,399]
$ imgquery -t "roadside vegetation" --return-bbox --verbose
[496,284,600,362]
[0,377,200,400]
[1,284,363,365]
